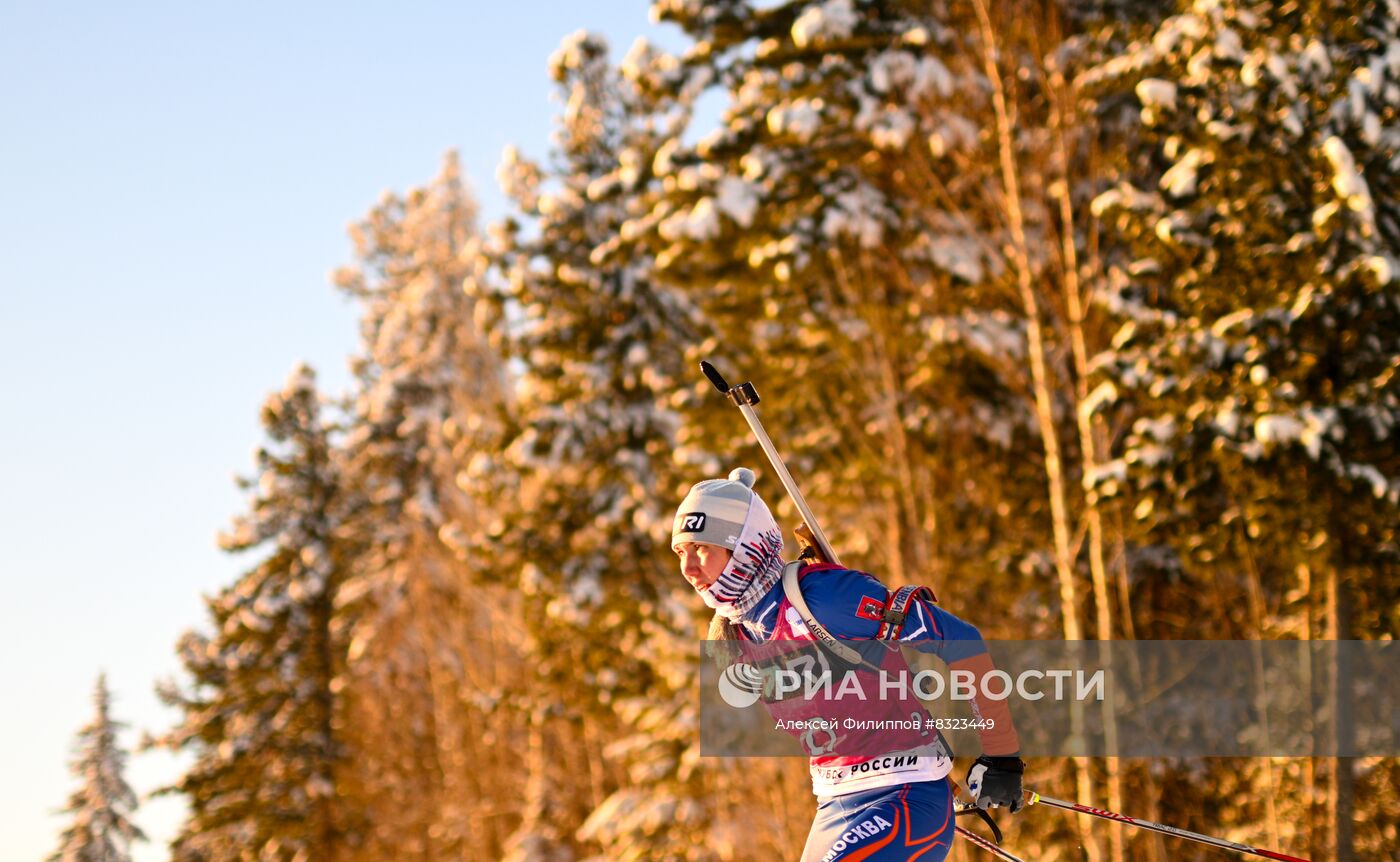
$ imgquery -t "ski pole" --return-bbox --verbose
[952,796,1024,860]
[699,360,841,565]
[1025,791,1311,862]
[955,825,1026,862]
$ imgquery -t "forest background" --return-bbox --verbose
[8,2,1398,862]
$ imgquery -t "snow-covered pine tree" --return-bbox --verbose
[471,30,712,861]
[642,0,991,586]
[331,152,513,861]
[155,365,346,862]
[1082,2,1400,857]
[1083,0,1400,640]
[48,674,145,862]
[638,0,1108,623]
[334,151,505,563]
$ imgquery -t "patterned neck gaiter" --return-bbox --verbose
[700,504,785,620]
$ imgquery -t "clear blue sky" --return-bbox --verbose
[0,4,682,859]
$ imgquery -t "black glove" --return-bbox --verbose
[966,755,1026,813]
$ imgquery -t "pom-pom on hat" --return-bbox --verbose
[671,467,760,551]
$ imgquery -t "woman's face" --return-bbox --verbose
[675,542,732,593]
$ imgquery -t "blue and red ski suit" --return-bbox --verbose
[730,562,1020,862]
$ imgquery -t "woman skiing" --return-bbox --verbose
[673,467,1026,862]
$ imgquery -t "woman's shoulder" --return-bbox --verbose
[797,562,888,637]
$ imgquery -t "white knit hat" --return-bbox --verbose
[671,467,760,550]
[672,468,786,618]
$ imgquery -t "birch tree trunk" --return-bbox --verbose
[971,4,1097,858]
[1042,35,1125,862]
[1325,562,1354,862]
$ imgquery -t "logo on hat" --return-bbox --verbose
[680,512,706,532]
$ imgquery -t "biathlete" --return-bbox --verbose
[673,468,1026,862]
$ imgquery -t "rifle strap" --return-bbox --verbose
[876,584,938,640]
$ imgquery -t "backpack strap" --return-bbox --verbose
[780,561,883,672]
[876,584,937,641]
